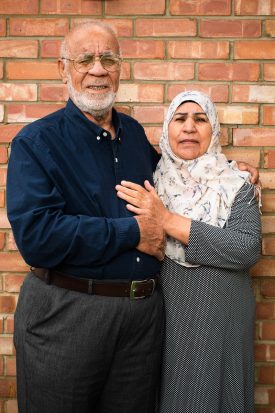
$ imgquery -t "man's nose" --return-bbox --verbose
[87,58,107,76]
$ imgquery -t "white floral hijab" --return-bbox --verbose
[154,90,250,267]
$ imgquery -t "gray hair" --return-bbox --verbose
[60,20,121,59]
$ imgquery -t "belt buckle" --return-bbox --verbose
[130,278,156,300]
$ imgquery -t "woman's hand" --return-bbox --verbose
[236,161,260,185]
[116,180,169,225]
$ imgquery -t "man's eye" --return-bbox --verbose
[78,58,92,65]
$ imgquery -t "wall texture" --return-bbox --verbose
[0,0,274,412]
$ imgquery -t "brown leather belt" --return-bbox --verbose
[31,267,157,299]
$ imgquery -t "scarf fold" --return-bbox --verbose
[154,91,250,267]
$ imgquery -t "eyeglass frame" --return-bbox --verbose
[61,53,122,73]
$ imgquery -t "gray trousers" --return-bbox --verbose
[14,273,164,413]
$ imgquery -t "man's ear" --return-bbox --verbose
[58,59,68,84]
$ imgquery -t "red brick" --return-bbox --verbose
[261,279,275,298]
[260,321,275,340]
[223,148,260,167]
[136,18,196,37]
[200,19,261,37]
[72,18,133,37]
[7,61,59,80]
[7,103,64,123]
[144,126,162,146]
[40,84,68,102]
[262,194,275,213]
[10,18,69,36]
[264,150,275,168]
[0,125,24,144]
[264,64,275,81]
[235,0,275,15]
[120,39,164,59]
[168,41,229,59]
[170,0,231,15]
[116,84,164,103]
[262,217,275,235]
[133,106,167,124]
[3,275,25,293]
[0,0,38,14]
[0,357,3,375]
[263,106,275,125]
[5,357,16,376]
[167,84,229,103]
[134,62,194,81]
[114,105,131,116]
[5,316,14,334]
[0,84,37,102]
[199,63,259,81]
[0,62,3,79]
[0,19,6,37]
[0,296,16,313]
[266,20,275,37]
[255,343,271,362]
[217,105,259,125]
[7,233,18,252]
[235,41,275,59]
[233,128,275,147]
[0,191,5,208]
[233,85,275,102]
[0,318,3,333]
[262,238,275,256]
[256,302,275,319]
[106,0,165,15]
[41,0,101,15]
[0,233,5,250]
[41,39,62,58]
[0,253,28,272]
[0,377,16,397]
[0,40,37,58]
[0,169,7,187]
[251,259,275,277]
[6,399,18,413]
[261,171,275,189]
[258,366,275,384]
[0,105,3,123]
[0,147,8,164]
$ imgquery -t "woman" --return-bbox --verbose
[116,91,261,413]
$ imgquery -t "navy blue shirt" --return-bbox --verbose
[7,99,161,280]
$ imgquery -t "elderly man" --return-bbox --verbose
[7,20,258,413]
[7,21,165,413]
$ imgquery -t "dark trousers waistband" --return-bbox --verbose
[31,268,158,299]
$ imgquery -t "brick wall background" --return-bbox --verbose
[0,0,274,411]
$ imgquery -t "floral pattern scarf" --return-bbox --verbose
[154,90,250,267]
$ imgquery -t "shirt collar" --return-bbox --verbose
[65,98,123,140]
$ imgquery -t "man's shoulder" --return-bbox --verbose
[13,106,66,143]
[116,110,143,129]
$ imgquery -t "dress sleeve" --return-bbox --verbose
[185,183,262,270]
[7,137,140,268]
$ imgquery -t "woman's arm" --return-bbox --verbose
[116,181,261,271]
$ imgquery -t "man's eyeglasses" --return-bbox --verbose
[61,53,122,73]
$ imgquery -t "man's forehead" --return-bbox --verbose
[67,27,119,55]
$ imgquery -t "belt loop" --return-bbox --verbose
[88,279,93,294]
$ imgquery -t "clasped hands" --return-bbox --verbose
[116,180,169,261]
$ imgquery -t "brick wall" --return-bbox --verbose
[0,0,274,411]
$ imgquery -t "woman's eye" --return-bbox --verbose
[196,117,207,122]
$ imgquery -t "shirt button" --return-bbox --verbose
[136,257,140,263]
[96,136,100,141]
[103,131,108,137]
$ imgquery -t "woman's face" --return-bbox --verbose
[168,101,212,160]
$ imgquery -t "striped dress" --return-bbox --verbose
[159,184,261,413]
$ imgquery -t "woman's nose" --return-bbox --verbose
[183,117,196,132]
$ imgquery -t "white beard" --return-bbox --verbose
[67,74,117,119]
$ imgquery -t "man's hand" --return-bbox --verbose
[116,180,168,261]
[135,215,166,261]
[236,161,260,185]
